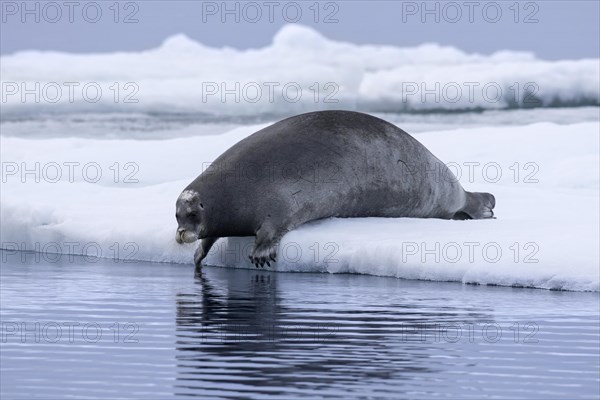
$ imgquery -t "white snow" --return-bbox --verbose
[1,25,598,115]
[1,120,598,291]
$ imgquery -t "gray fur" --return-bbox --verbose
[175,111,496,267]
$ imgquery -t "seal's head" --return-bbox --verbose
[175,189,205,244]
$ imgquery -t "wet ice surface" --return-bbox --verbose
[1,255,599,399]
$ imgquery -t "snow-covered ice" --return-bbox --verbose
[1,25,598,115]
[2,120,598,291]
[1,24,598,291]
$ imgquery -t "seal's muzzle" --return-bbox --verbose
[176,228,198,244]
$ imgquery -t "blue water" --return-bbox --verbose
[1,253,598,399]
[1,107,598,139]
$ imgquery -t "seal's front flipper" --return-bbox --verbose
[454,192,496,220]
[194,237,219,268]
[249,241,278,268]
[249,221,288,268]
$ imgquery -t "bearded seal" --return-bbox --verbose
[175,111,495,268]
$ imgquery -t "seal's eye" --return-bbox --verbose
[199,203,204,209]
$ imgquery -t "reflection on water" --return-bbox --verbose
[175,269,482,398]
[1,254,599,399]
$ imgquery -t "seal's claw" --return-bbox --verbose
[250,239,279,269]
[250,256,262,268]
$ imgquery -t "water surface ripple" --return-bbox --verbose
[1,256,598,399]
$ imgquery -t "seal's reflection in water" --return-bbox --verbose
[174,267,493,397]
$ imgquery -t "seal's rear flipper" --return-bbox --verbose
[453,192,496,220]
